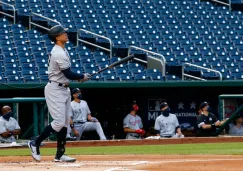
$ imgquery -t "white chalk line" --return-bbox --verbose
[104,168,147,171]
[104,161,148,171]
[58,164,83,167]
[153,158,243,164]
[131,161,148,165]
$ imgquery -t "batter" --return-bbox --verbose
[28,25,90,162]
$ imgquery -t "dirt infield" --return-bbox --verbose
[0,155,243,171]
[1,137,243,170]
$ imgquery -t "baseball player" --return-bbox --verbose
[28,25,90,162]
[0,106,21,143]
[196,102,227,137]
[123,102,145,139]
[228,114,243,136]
[154,102,184,138]
[69,88,107,140]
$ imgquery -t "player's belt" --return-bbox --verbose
[74,121,86,124]
[49,81,69,88]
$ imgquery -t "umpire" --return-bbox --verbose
[196,102,222,137]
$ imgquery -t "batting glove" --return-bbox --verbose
[83,73,91,80]
[135,129,144,134]
[91,117,98,122]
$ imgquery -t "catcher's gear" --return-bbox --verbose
[48,25,68,42]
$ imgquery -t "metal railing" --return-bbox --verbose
[128,46,166,76]
[182,63,222,81]
[199,0,232,11]
[0,1,16,24]
[77,29,113,58]
[29,12,61,31]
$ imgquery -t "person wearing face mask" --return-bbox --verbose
[69,88,106,140]
[154,102,183,138]
[0,106,21,143]
[228,114,243,136]
[196,101,222,137]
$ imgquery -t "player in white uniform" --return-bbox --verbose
[28,25,90,162]
[69,88,106,140]
[123,102,145,139]
[0,106,21,143]
[154,102,184,138]
[228,114,243,136]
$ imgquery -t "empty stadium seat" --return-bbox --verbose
[0,0,242,81]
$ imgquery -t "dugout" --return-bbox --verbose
[0,81,243,140]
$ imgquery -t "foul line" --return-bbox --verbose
[104,168,147,171]
[155,158,243,164]
[131,161,148,165]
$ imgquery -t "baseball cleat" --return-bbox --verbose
[54,155,76,162]
[28,140,41,161]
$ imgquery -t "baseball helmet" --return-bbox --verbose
[48,25,68,41]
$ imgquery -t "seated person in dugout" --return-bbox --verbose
[69,88,107,140]
[228,114,243,136]
[154,102,184,138]
[123,101,145,139]
[196,101,227,137]
[0,106,21,143]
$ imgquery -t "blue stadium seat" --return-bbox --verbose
[7,75,23,83]
[3,0,243,81]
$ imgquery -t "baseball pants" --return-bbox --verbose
[45,82,71,132]
[74,122,107,140]
[0,135,16,143]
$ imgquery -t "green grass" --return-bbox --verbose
[1,142,243,156]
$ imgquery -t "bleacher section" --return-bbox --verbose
[0,0,243,82]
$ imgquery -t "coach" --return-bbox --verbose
[196,102,227,137]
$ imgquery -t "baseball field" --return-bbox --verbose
[0,137,243,171]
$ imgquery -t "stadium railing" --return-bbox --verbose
[200,0,232,11]
[77,28,113,58]
[0,0,16,24]
[182,63,223,81]
[128,46,166,77]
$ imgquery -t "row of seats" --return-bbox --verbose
[0,0,242,81]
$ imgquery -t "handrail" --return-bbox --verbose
[199,0,231,11]
[29,12,61,31]
[128,46,166,76]
[182,63,222,81]
[0,1,16,24]
[77,29,113,58]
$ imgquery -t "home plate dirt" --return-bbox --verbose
[0,155,243,171]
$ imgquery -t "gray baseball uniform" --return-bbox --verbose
[154,113,179,137]
[45,45,72,132]
[123,114,143,139]
[0,116,20,143]
[71,100,106,140]
[228,124,243,136]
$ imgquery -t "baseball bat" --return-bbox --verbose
[80,54,135,83]
[90,54,135,77]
